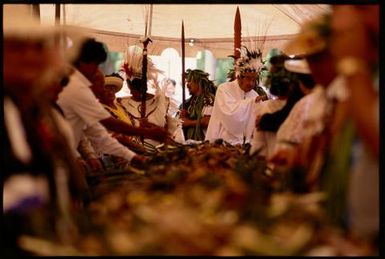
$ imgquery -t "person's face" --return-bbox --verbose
[237,72,258,93]
[4,38,66,96]
[128,86,142,101]
[90,70,105,100]
[306,50,336,87]
[101,84,117,104]
[165,83,176,96]
[186,80,201,96]
[79,62,100,80]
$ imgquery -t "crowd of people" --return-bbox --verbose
[3,4,379,256]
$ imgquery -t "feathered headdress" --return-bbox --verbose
[227,9,272,81]
[119,46,163,83]
[234,45,264,76]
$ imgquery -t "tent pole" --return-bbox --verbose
[148,4,153,37]
[31,4,40,22]
[55,4,60,25]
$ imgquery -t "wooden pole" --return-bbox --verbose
[55,4,60,25]
[141,38,152,119]
[181,20,186,108]
[148,4,153,37]
[234,6,242,61]
[31,4,40,22]
[140,37,151,143]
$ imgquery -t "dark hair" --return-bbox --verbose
[259,82,304,132]
[128,78,143,92]
[269,54,287,66]
[269,77,290,97]
[259,73,315,132]
[74,38,107,65]
[60,76,69,87]
[297,73,316,89]
[266,61,297,97]
[169,79,176,86]
[185,69,217,96]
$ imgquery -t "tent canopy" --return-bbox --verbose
[37,4,330,58]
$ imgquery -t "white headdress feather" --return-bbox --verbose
[120,46,164,83]
[234,46,264,75]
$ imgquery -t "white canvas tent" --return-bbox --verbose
[4,4,330,58]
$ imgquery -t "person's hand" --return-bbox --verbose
[139,118,153,128]
[130,155,149,169]
[179,108,188,119]
[143,126,171,143]
[111,155,129,169]
[179,109,196,128]
[137,118,171,142]
[181,118,194,127]
[124,140,146,154]
[76,157,99,174]
[76,157,88,172]
[255,115,262,130]
[86,157,103,171]
[116,134,146,154]
[268,146,298,170]
[255,95,263,103]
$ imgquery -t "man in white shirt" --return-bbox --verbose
[57,38,169,166]
[205,46,264,145]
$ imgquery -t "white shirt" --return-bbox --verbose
[83,123,136,161]
[205,79,259,145]
[273,85,325,153]
[120,90,185,146]
[250,98,287,157]
[57,69,136,161]
[57,69,111,149]
[51,107,80,158]
[4,96,32,164]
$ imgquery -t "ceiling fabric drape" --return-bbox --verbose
[11,3,329,58]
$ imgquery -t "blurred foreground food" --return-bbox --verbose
[17,142,375,256]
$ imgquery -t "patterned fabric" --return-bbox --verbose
[102,100,141,144]
[102,101,132,126]
[274,85,325,149]
[118,95,167,146]
[255,86,269,101]
[250,99,287,157]
[184,94,214,141]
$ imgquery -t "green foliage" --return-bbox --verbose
[185,68,216,95]
[216,58,234,84]
[196,50,205,70]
